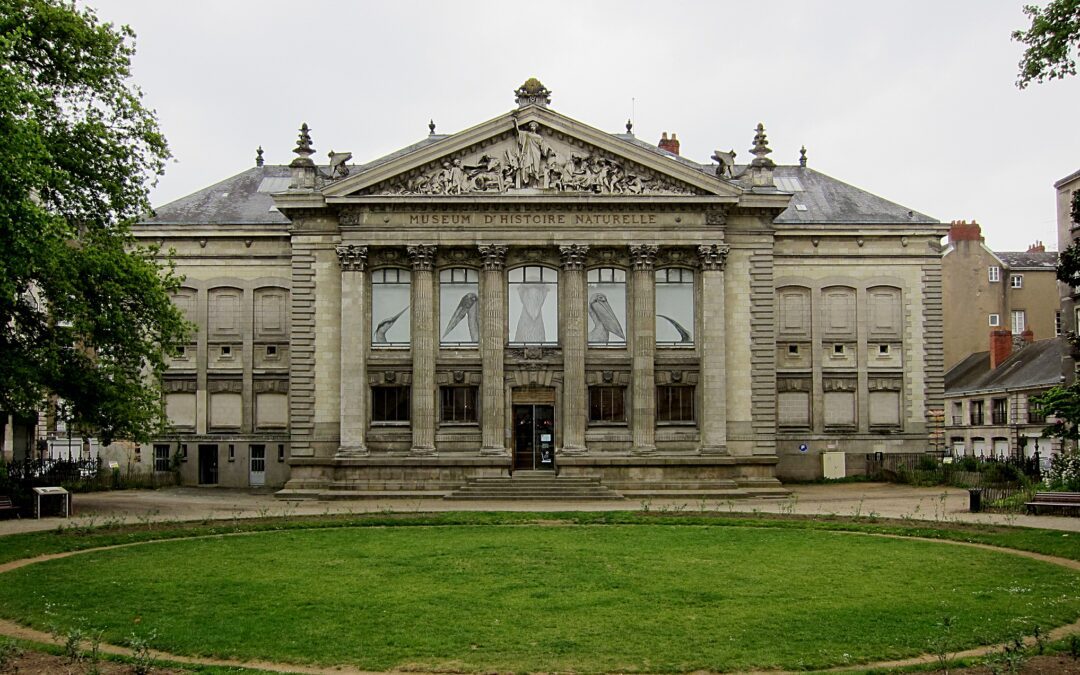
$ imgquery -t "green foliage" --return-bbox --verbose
[1034,383,1080,441]
[1013,0,1080,88]
[0,0,189,444]
[1044,450,1080,490]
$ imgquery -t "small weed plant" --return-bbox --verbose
[128,630,156,675]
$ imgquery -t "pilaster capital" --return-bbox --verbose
[406,244,437,271]
[335,244,368,272]
[478,244,509,271]
[629,244,659,271]
[558,244,589,271]
[697,244,731,271]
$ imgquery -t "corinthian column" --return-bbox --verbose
[478,244,508,455]
[336,245,368,456]
[559,244,589,454]
[408,244,437,454]
[630,244,658,453]
[698,244,730,454]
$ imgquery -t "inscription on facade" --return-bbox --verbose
[406,213,659,226]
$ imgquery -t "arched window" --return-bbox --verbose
[586,267,626,346]
[371,268,411,346]
[440,268,479,346]
[508,265,558,345]
[655,268,694,345]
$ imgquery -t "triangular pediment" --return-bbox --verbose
[322,106,740,200]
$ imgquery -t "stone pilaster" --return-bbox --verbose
[478,244,508,455]
[630,244,658,453]
[408,244,437,454]
[559,244,589,454]
[336,244,368,456]
[698,244,730,454]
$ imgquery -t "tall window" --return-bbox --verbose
[1011,309,1026,334]
[440,268,479,346]
[988,266,1000,282]
[970,399,985,426]
[440,386,478,423]
[371,268,411,346]
[372,386,410,422]
[657,385,695,423]
[153,444,170,472]
[991,398,1008,425]
[586,268,627,346]
[655,268,694,345]
[589,386,626,423]
[508,266,558,345]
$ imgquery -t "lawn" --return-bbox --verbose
[0,522,1078,672]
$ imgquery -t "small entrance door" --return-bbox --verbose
[249,444,266,487]
[198,444,219,485]
[513,404,555,470]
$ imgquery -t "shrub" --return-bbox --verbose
[1043,451,1080,491]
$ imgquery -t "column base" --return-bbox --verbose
[335,445,369,458]
[560,444,588,456]
[700,445,728,455]
[631,445,656,455]
[410,446,437,456]
[480,445,507,456]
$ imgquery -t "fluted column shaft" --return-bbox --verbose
[479,245,508,454]
[337,245,368,456]
[699,244,730,453]
[408,245,437,454]
[559,244,589,453]
[630,245,658,453]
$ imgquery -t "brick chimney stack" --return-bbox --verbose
[990,330,1012,369]
[658,132,680,155]
[1027,240,1046,252]
[948,220,983,243]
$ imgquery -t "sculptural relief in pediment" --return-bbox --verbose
[364,116,698,197]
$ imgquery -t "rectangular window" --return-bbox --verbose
[1027,395,1046,424]
[991,398,1008,425]
[988,266,1000,282]
[657,385,695,423]
[988,313,1000,327]
[440,386,478,423]
[951,401,963,426]
[970,400,985,426]
[1010,274,1023,288]
[228,444,235,462]
[153,444,170,472]
[589,386,626,423]
[1011,310,1026,334]
[277,444,285,462]
[372,386,410,422]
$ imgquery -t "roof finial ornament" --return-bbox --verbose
[255,145,264,167]
[429,119,436,135]
[291,123,315,167]
[799,145,807,167]
[750,122,775,168]
[626,118,634,135]
[514,77,551,108]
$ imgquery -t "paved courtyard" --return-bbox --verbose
[1,481,1078,535]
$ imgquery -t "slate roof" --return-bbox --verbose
[945,338,1066,395]
[142,126,937,228]
[994,251,1058,270]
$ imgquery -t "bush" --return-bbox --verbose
[1044,451,1080,492]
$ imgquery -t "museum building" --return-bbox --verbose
[136,81,947,496]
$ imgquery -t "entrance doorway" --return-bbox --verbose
[513,404,555,470]
[198,444,219,485]
[249,444,266,487]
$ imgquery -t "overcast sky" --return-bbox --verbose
[87,0,1079,252]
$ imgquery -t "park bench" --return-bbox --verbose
[0,495,19,519]
[1025,492,1080,516]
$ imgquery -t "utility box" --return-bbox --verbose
[822,451,846,479]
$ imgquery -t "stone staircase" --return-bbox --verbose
[444,471,626,501]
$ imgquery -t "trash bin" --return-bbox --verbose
[968,488,982,513]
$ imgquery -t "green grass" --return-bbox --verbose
[1,522,1078,672]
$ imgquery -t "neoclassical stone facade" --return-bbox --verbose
[136,82,947,492]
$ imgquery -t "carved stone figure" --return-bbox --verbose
[512,116,546,189]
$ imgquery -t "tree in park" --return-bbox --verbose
[1013,0,1080,88]
[0,0,188,445]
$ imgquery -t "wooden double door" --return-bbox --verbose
[513,404,555,470]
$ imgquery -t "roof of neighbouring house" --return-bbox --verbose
[945,337,1066,396]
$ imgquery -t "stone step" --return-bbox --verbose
[444,474,625,501]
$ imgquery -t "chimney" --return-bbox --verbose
[947,220,983,243]
[658,132,680,155]
[990,330,1012,369]
[1021,329,1034,344]
[1027,240,1046,253]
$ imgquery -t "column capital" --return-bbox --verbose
[698,244,731,271]
[407,244,437,271]
[478,244,509,271]
[558,244,590,271]
[335,244,368,272]
[629,244,658,271]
